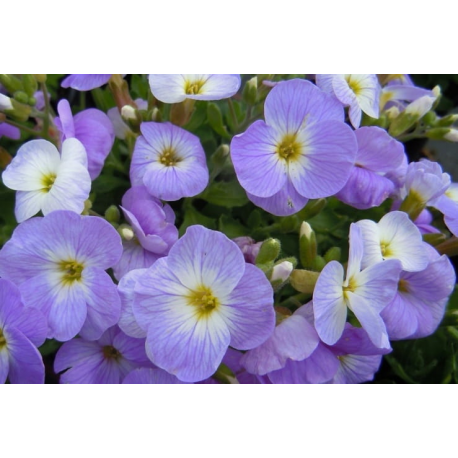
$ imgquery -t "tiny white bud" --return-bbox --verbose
[271,261,293,283]
[0,93,13,111]
[300,222,312,239]
[445,129,458,142]
[121,227,135,241]
[121,105,137,121]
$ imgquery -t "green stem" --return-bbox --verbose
[4,118,39,137]
[227,98,238,131]
[40,82,52,138]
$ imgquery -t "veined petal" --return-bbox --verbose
[2,139,60,191]
[15,190,46,222]
[218,263,275,350]
[61,74,111,91]
[112,241,160,281]
[79,268,121,341]
[167,225,245,295]
[355,219,383,268]
[332,354,382,384]
[231,120,287,198]
[0,348,9,384]
[123,368,185,384]
[145,308,230,382]
[288,120,357,199]
[54,338,101,374]
[346,223,364,282]
[247,180,308,216]
[4,327,45,384]
[313,261,347,345]
[192,74,241,101]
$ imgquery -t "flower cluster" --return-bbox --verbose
[0,73,456,384]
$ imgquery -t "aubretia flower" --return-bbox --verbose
[231,79,357,216]
[55,99,115,180]
[0,211,122,341]
[435,183,458,236]
[0,279,47,384]
[316,74,380,128]
[61,74,112,91]
[335,127,405,209]
[313,224,401,348]
[133,225,275,382]
[54,326,151,384]
[356,211,429,272]
[381,244,455,340]
[113,186,178,280]
[130,122,209,201]
[148,74,241,103]
[2,138,91,222]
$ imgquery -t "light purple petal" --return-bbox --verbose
[218,263,275,350]
[112,241,160,281]
[54,338,101,374]
[123,368,185,384]
[332,354,382,384]
[0,349,9,384]
[0,122,20,140]
[61,74,111,91]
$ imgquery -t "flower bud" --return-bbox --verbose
[207,103,229,138]
[233,236,262,264]
[0,94,13,111]
[255,238,281,265]
[423,233,446,247]
[33,74,47,83]
[211,144,230,169]
[436,114,458,127]
[270,260,293,283]
[170,99,195,127]
[290,269,320,294]
[0,74,23,93]
[299,222,317,269]
[13,91,29,105]
[444,129,458,142]
[118,224,135,241]
[324,247,341,263]
[425,127,452,140]
[242,76,258,105]
[104,205,120,223]
[22,75,38,97]
[0,94,31,122]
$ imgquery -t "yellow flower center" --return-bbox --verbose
[158,147,181,167]
[59,260,84,284]
[276,134,302,162]
[41,173,56,193]
[184,79,205,95]
[345,75,363,96]
[187,285,220,318]
[398,279,410,293]
[380,242,392,258]
[343,276,358,299]
[0,328,6,350]
[102,345,121,361]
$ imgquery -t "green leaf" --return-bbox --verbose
[179,207,216,236]
[199,180,248,208]
[207,103,231,138]
[218,214,247,239]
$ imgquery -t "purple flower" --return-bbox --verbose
[356,211,429,272]
[54,326,151,384]
[231,79,357,216]
[113,186,178,280]
[403,159,451,207]
[0,279,48,384]
[313,224,401,348]
[130,122,209,201]
[316,74,380,128]
[61,74,112,91]
[2,138,91,222]
[381,244,455,340]
[435,183,458,236]
[123,367,186,384]
[148,74,241,103]
[133,225,275,382]
[0,122,20,140]
[0,211,123,342]
[55,99,115,180]
[335,127,405,209]
[232,236,262,264]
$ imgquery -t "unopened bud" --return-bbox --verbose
[324,247,341,263]
[399,191,425,221]
[0,74,23,93]
[290,269,320,294]
[242,76,258,105]
[0,93,13,111]
[211,144,230,168]
[33,74,47,83]
[444,129,458,142]
[389,95,435,137]
[0,95,31,122]
[105,205,120,223]
[422,111,437,127]
[312,255,326,272]
[423,232,447,246]
[271,261,293,283]
[170,99,195,126]
[256,238,281,265]
[22,75,38,97]
[300,222,317,269]
[436,114,458,127]
[118,225,135,241]
[121,105,137,121]
[13,91,29,105]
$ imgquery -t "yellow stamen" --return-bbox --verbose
[276,133,302,162]
[184,79,205,95]
[102,345,121,361]
[158,148,181,167]
[186,285,219,318]
[41,173,57,193]
[0,328,6,350]
[398,279,409,293]
[59,260,84,284]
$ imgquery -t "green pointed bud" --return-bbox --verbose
[13,91,29,105]
[22,74,38,97]
[299,222,317,269]
[290,269,320,294]
[422,111,437,127]
[423,232,446,247]
[0,74,23,93]
[399,191,425,221]
[425,127,454,141]
[118,224,135,242]
[436,236,458,257]
[324,246,341,263]
[207,103,230,138]
[211,144,230,168]
[255,238,281,265]
[212,363,238,384]
[27,96,37,107]
[242,76,258,105]
[33,74,47,83]
[82,198,93,215]
[312,255,326,272]
[297,198,327,221]
[105,205,120,223]
[436,114,458,127]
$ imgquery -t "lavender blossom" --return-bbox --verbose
[0,211,123,341]
[0,279,47,384]
[231,79,357,216]
[133,225,275,382]
[61,74,112,91]
[232,237,262,264]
